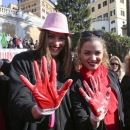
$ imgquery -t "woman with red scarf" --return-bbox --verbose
[70,31,124,130]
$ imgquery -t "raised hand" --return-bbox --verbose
[79,75,111,121]
[20,56,73,115]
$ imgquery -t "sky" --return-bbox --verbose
[3,0,56,7]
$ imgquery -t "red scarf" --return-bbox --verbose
[80,64,109,96]
[80,65,118,124]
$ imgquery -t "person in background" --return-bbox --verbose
[22,38,28,49]
[0,59,10,76]
[0,59,11,130]
[28,37,35,50]
[70,31,124,130]
[109,56,124,82]
[73,56,82,73]
[16,37,22,48]
[121,53,130,130]
[8,40,15,48]
[34,40,39,49]
[6,34,12,44]
[12,34,17,47]
[8,12,76,130]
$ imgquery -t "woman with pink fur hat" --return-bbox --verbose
[8,12,76,130]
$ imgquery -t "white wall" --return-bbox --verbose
[116,18,126,36]
[90,20,109,31]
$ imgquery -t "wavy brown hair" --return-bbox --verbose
[75,35,109,68]
[124,54,130,76]
[110,56,123,79]
[34,30,72,78]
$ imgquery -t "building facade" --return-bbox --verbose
[18,0,55,19]
[0,6,44,42]
[89,0,126,35]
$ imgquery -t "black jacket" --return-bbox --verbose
[9,51,76,130]
[70,70,124,130]
[121,75,130,130]
[0,75,11,130]
[1,62,10,77]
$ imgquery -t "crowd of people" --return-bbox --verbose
[5,34,39,50]
[0,12,130,130]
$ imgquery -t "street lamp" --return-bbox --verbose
[54,2,58,12]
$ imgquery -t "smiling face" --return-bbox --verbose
[48,31,66,59]
[110,59,119,72]
[79,40,103,71]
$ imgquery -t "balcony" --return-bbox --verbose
[92,17,109,23]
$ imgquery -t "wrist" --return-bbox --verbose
[90,117,100,128]
[35,105,55,115]
[90,111,105,122]
[31,105,43,119]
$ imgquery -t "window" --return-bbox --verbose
[111,20,115,24]
[110,0,114,3]
[88,0,90,4]
[46,11,49,15]
[28,5,30,8]
[97,15,102,18]
[92,7,95,12]
[103,12,108,17]
[111,27,116,32]
[42,8,45,12]
[103,1,107,6]
[110,9,115,16]
[92,18,96,20]
[98,4,101,9]
[120,0,124,3]
[92,0,95,3]
[102,26,105,30]
[32,8,36,12]
[42,16,45,19]
[34,3,36,6]
[121,10,125,16]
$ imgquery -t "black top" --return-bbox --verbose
[8,51,76,130]
[121,75,130,130]
[70,70,124,130]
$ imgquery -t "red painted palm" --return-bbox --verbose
[20,56,73,115]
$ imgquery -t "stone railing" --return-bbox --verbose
[0,6,43,26]
[0,6,17,16]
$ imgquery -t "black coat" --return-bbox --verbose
[9,51,76,130]
[121,75,130,130]
[0,61,11,129]
[70,70,124,130]
[1,62,10,77]
[0,75,11,130]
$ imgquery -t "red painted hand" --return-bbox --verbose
[79,75,111,117]
[20,56,73,115]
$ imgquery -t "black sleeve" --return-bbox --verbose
[8,53,41,122]
[121,75,130,129]
[70,78,103,130]
[1,62,10,77]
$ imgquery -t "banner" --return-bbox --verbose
[0,49,28,61]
